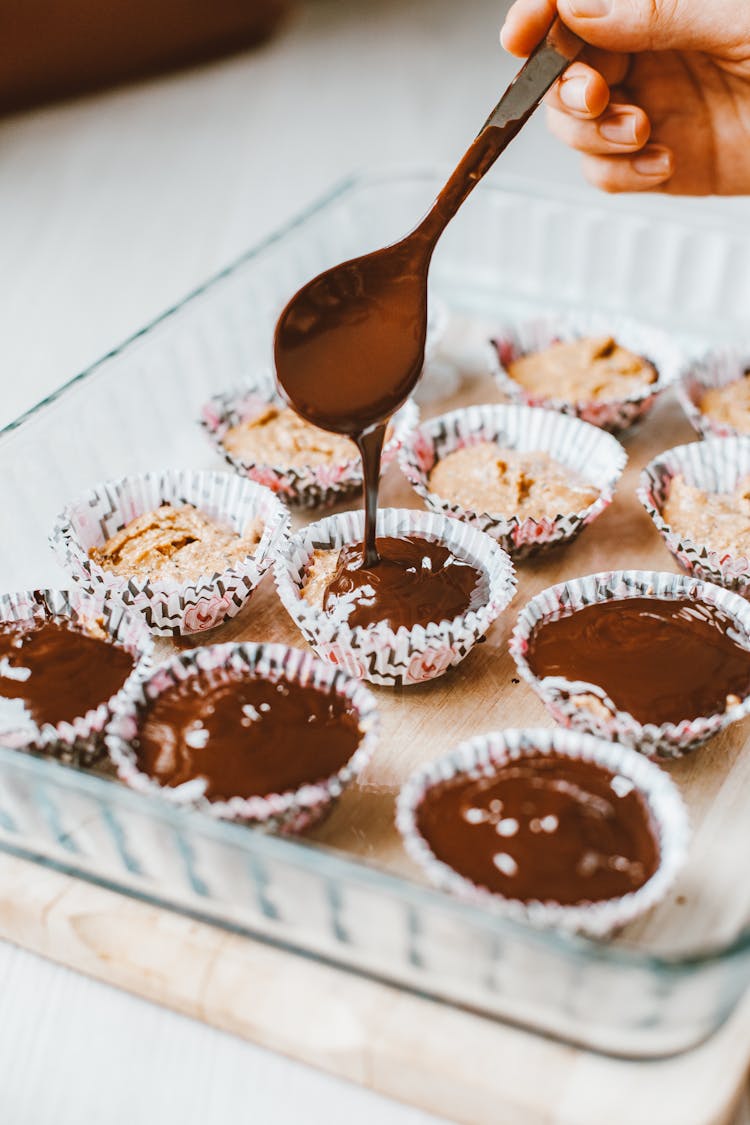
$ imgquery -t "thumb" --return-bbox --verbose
[556,0,749,54]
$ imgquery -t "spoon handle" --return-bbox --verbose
[416,18,583,245]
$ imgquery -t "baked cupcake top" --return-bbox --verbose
[507,336,657,404]
[132,663,364,801]
[526,596,750,726]
[89,503,263,582]
[427,443,599,521]
[663,473,750,559]
[699,372,750,435]
[0,616,135,732]
[301,535,484,631]
[221,401,361,468]
[414,755,659,906]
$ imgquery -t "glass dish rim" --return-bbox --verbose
[3,166,750,982]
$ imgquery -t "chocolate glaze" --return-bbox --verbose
[527,597,750,726]
[0,619,134,726]
[416,756,659,905]
[135,668,362,800]
[322,535,482,632]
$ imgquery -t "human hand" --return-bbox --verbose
[501,0,750,195]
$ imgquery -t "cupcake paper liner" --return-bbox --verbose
[200,369,419,508]
[50,469,290,637]
[489,311,684,433]
[396,727,689,938]
[398,403,626,558]
[510,570,750,758]
[676,346,750,439]
[638,436,750,597]
[105,640,378,833]
[274,507,517,687]
[0,586,153,763]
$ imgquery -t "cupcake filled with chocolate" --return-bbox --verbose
[106,641,377,831]
[0,587,151,762]
[274,508,516,686]
[490,313,682,433]
[639,437,750,597]
[397,727,688,937]
[677,348,750,439]
[511,571,750,757]
[52,469,289,636]
[200,371,418,508]
[399,403,626,556]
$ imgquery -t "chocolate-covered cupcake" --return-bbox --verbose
[105,642,377,831]
[397,728,688,937]
[0,587,151,762]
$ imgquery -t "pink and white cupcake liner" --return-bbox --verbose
[676,346,750,438]
[398,403,626,557]
[396,727,689,938]
[274,507,516,687]
[0,586,152,764]
[50,469,290,637]
[510,570,750,759]
[638,436,750,596]
[105,641,378,833]
[489,311,684,433]
[200,370,419,508]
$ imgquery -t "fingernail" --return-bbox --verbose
[559,76,590,112]
[599,111,639,145]
[633,148,672,177]
[566,0,612,16]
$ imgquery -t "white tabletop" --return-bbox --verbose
[1,1,748,1121]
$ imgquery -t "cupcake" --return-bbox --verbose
[105,641,377,833]
[274,508,516,687]
[676,347,750,438]
[638,437,750,597]
[489,312,683,432]
[51,469,289,636]
[200,369,418,507]
[399,403,626,556]
[396,727,688,937]
[510,570,750,758]
[0,586,151,763]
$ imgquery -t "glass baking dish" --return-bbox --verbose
[2,171,750,1060]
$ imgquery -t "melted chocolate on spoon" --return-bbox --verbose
[527,597,750,726]
[0,619,135,726]
[275,21,582,570]
[135,668,363,800]
[417,756,659,905]
[322,535,482,631]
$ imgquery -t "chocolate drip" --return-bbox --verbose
[135,669,362,800]
[322,535,482,631]
[417,756,659,905]
[527,597,750,726]
[0,619,134,726]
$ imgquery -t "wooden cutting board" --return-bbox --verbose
[0,848,748,1125]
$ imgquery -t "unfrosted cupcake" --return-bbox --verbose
[397,727,688,937]
[677,347,750,438]
[399,403,626,556]
[490,312,683,432]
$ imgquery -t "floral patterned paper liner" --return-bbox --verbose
[50,469,290,637]
[638,436,750,597]
[510,570,750,759]
[396,727,689,939]
[398,402,627,557]
[676,346,750,439]
[488,311,685,433]
[200,370,419,508]
[274,507,517,687]
[0,586,153,763]
[105,641,378,832]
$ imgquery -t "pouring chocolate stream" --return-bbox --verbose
[275,19,582,578]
